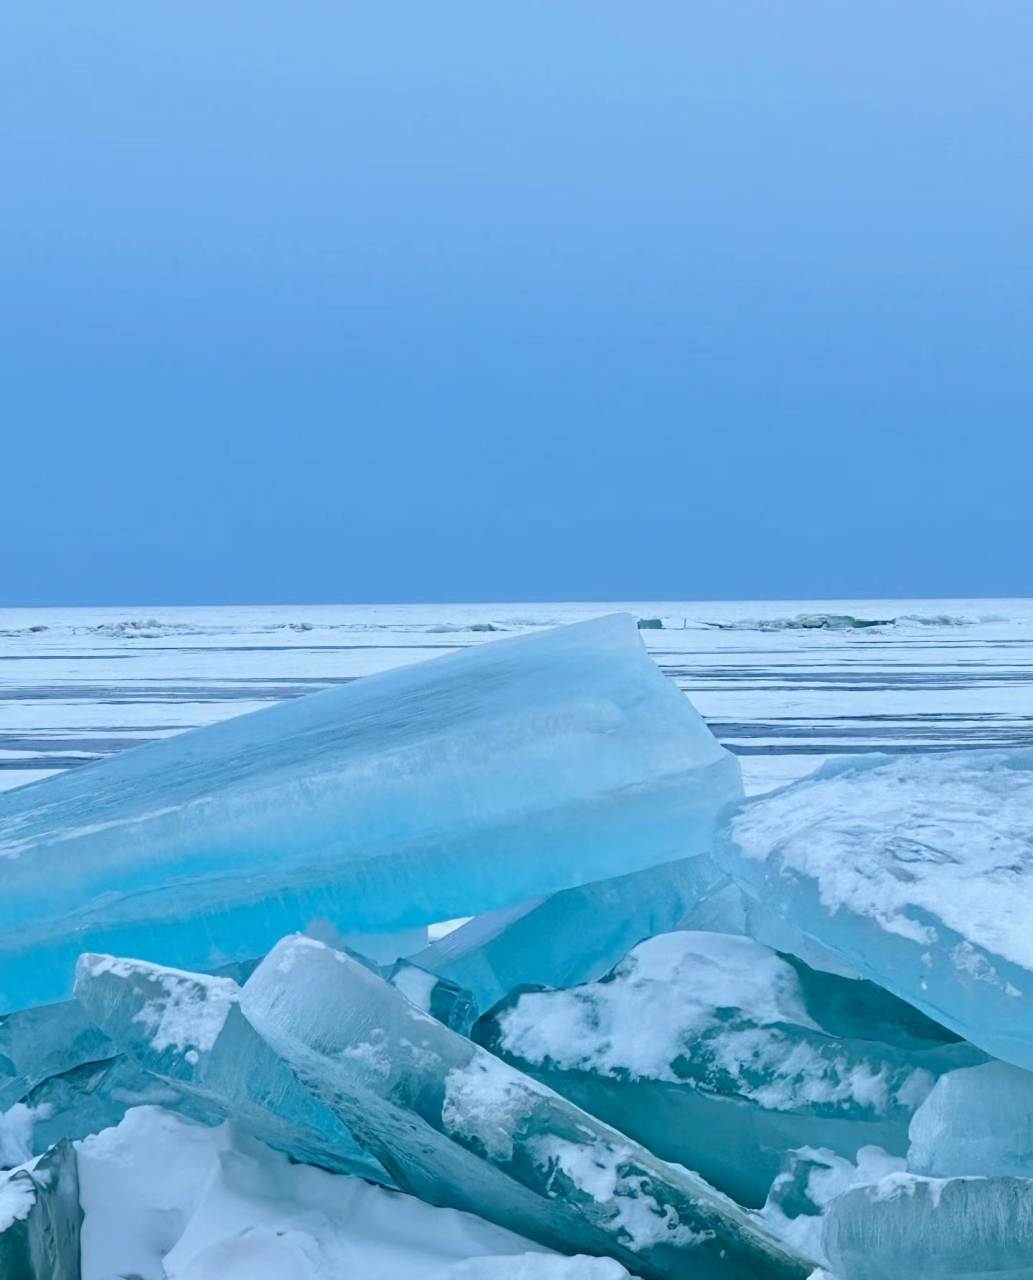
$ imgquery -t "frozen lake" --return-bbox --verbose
[2,599,1032,797]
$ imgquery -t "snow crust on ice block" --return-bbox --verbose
[392,854,744,1032]
[822,1170,1033,1280]
[0,1140,81,1280]
[239,934,815,1280]
[907,1059,1033,1178]
[0,613,741,1012]
[73,953,393,1186]
[479,932,983,1207]
[714,751,1033,1068]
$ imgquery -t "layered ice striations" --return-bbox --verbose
[73,952,393,1186]
[392,855,745,1032]
[239,934,815,1280]
[714,751,1033,1068]
[0,1140,81,1280]
[479,932,983,1207]
[822,1171,1033,1280]
[0,613,741,1012]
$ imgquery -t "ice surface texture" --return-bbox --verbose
[714,751,1033,1068]
[239,934,815,1280]
[393,854,744,1032]
[0,613,741,1012]
[479,931,979,1207]
[0,1140,81,1280]
[73,952,393,1186]
[908,1059,1033,1178]
[822,1171,1033,1280]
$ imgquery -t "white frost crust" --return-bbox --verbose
[499,931,928,1114]
[728,753,1033,972]
[0,1166,36,1231]
[81,953,240,1054]
[528,1134,712,1251]
[441,1053,557,1163]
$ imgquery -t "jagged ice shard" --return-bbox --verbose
[392,854,746,1033]
[478,931,981,1207]
[0,1141,81,1280]
[72,952,393,1186]
[239,934,815,1280]
[0,613,741,1012]
[714,751,1033,1069]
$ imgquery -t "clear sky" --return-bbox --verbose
[3,3,1031,605]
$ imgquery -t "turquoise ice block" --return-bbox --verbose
[0,613,740,1012]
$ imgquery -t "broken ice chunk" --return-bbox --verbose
[239,934,815,1280]
[0,1001,116,1113]
[7,1055,204,1162]
[392,855,742,1033]
[0,613,741,1012]
[908,1059,1033,1178]
[73,952,393,1186]
[822,1171,1033,1280]
[714,751,1033,1068]
[0,1140,80,1280]
[478,932,981,1207]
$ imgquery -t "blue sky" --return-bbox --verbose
[3,3,1031,604]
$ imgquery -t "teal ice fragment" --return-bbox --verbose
[907,1059,1033,1178]
[73,953,393,1186]
[478,931,983,1207]
[714,751,1033,1069]
[0,1001,116,1113]
[0,613,741,1012]
[0,1141,81,1280]
[239,934,815,1280]
[392,855,743,1032]
[822,1171,1033,1280]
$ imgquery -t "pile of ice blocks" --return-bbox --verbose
[2,614,1033,1278]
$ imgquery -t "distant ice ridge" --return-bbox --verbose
[714,750,1033,1069]
[0,613,741,1011]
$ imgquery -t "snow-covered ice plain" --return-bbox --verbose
[4,598,1032,795]
[2,599,1033,1279]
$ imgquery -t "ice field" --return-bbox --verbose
[3,600,1033,1279]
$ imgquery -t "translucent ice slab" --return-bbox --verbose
[714,751,1033,1068]
[908,1059,1033,1178]
[0,1141,80,1280]
[73,953,393,1186]
[240,935,815,1280]
[478,932,983,1207]
[0,613,741,1012]
[822,1171,1033,1280]
[392,855,745,1032]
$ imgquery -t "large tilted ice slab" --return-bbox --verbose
[0,1141,80,1280]
[0,613,741,1012]
[73,953,393,1186]
[822,1171,1033,1280]
[392,855,745,1032]
[479,932,983,1207]
[239,935,815,1280]
[714,751,1033,1068]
